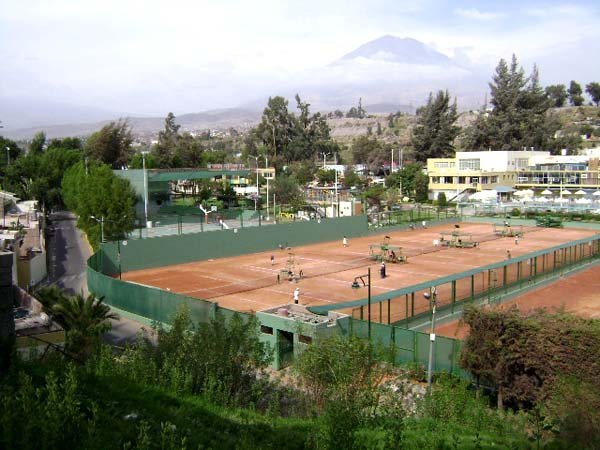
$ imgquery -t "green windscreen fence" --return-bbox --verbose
[99,215,369,274]
[336,316,467,378]
[88,251,243,325]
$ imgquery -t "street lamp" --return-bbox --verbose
[249,155,259,211]
[264,155,270,220]
[141,151,150,229]
[90,215,105,243]
[5,147,10,165]
[351,268,372,341]
[423,286,438,393]
[334,152,339,217]
[320,152,330,169]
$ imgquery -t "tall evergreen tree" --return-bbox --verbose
[465,55,555,151]
[84,120,133,169]
[152,112,181,168]
[411,90,459,162]
[568,80,584,106]
[29,131,46,155]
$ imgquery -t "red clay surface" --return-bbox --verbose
[434,263,600,339]
[121,222,597,322]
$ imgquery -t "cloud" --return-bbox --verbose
[455,8,507,21]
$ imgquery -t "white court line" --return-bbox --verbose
[218,295,273,308]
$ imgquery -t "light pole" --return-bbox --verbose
[90,215,105,243]
[423,286,438,393]
[249,155,259,211]
[351,268,372,341]
[320,152,330,169]
[5,147,9,165]
[334,153,339,217]
[264,155,270,220]
[141,151,149,228]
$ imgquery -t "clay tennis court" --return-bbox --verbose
[121,222,597,323]
[434,262,600,339]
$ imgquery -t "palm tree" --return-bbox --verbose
[36,286,118,360]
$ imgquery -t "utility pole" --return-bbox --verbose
[249,156,259,211]
[141,151,149,228]
[334,153,339,217]
[265,155,270,220]
[424,287,437,393]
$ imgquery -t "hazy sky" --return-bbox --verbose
[1,0,599,117]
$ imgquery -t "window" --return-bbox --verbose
[434,161,450,168]
[516,158,529,168]
[491,176,498,183]
[459,158,480,170]
[260,325,273,335]
[298,335,312,344]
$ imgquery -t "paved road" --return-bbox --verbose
[46,211,90,295]
[46,211,146,345]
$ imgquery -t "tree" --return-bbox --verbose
[84,120,133,169]
[0,136,21,177]
[395,163,426,199]
[29,131,46,155]
[47,137,83,151]
[288,160,317,185]
[271,175,304,210]
[175,132,204,167]
[415,170,429,202]
[343,168,362,189]
[585,82,600,106]
[4,146,81,211]
[460,306,600,409]
[465,56,555,151]
[36,286,117,361]
[62,161,136,247]
[295,335,389,449]
[411,90,459,163]
[437,192,447,207]
[545,84,568,107]
[568,80,584,106]
[287,94,334,163]
[351,136,382,166]
[316,168,336,185]
[333,109,344,118]
[363,184,385,208]
[253,96,294,164]
[152,112,181,168]
[346,107,359,118]
[252,94,335,167]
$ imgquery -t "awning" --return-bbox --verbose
[494,185,515,193]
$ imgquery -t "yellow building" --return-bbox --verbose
[427,151,548,201]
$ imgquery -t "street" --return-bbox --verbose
[46,211,146,345]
